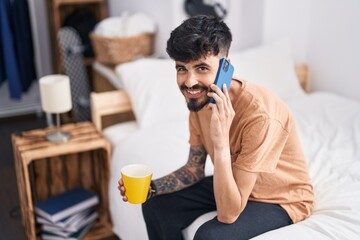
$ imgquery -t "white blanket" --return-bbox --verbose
[107,92,360,240]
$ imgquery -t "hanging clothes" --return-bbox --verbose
[0,0,37,100]
[0,0,22,99]
[8,0,37,92]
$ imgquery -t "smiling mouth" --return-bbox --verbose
[187,89,202,95]
[181,85,208,98]
[183,88,206,99]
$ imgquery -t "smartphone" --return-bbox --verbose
[210,58,234,103]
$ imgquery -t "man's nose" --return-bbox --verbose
[184,72,198,88]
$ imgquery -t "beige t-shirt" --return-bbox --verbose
[189,79,314,223]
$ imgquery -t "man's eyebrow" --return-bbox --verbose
[175,62,210,69]
[194,63,210,68]
[175,64,185,69]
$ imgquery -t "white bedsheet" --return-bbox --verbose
[107,92,360,240]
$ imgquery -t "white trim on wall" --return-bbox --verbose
[29,0,53,77]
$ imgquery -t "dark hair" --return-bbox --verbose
[166,15,232,62]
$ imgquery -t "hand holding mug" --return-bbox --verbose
[119,164,153,204]
[117,178,128,202]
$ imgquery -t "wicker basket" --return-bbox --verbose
[90,32,154,65]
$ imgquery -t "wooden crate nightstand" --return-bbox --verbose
[12,122,113,240]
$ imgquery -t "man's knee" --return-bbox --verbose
[193,219,220,240]
[194,225,209,240]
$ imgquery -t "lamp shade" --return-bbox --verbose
[39,75,72,113]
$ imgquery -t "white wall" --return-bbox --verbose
[262,0,311,63]
[31,0,360,102]
[262,0,360,102]
[307,0,360,101]
[108,0,263,57]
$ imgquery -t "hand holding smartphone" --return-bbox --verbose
[210,58,234,104]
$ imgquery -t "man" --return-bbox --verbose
[118,15,314,240]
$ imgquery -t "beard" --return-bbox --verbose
[180,84,210,112]
[187,97,210,112]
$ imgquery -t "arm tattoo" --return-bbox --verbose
[154,145,207,195]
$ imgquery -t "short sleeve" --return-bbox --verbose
[233,117,289,173]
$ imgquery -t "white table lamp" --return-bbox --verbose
[39,75,72,142]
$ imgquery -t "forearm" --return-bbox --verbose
[153,145,207,196]
[213,147,242,223]
[152,166,202,195]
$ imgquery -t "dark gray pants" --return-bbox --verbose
[142,176,292,240]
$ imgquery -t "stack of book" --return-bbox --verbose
[34,188,99,240]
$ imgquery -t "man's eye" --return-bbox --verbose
[177,67,186,72]
[198,67,208,72]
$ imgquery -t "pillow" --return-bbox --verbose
[115,58,189,128]
[229,39,305,101]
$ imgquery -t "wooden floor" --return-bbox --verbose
[0,114,119,240]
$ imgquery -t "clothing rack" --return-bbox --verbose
[0,81,42,118]
[0,0,44,118]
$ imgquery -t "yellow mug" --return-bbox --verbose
[121,164,153,204]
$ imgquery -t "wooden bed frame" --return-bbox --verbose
[91,64,309,131]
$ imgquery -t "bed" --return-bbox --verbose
[90,40,360,240]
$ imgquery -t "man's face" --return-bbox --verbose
[175,55,221,112]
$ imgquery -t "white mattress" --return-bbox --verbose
[106,92,360,240]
